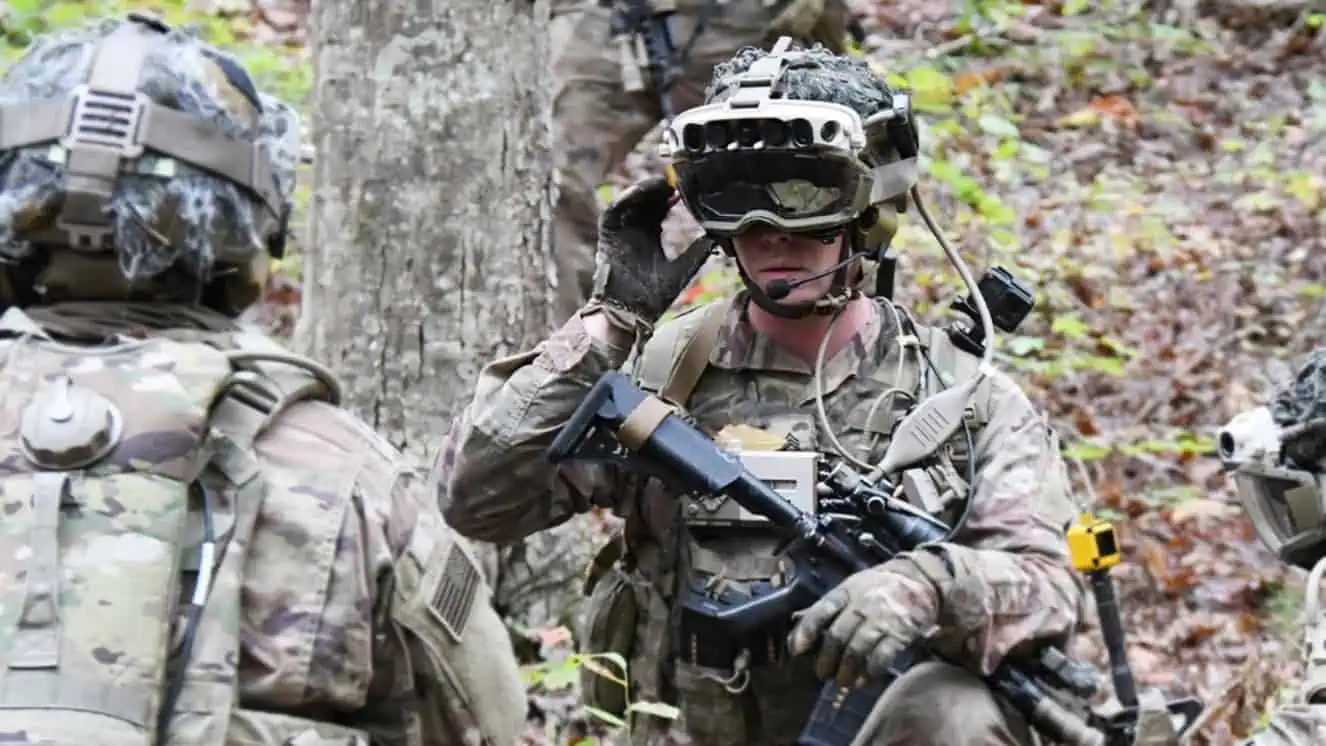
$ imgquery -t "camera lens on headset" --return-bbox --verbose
[737,120,760,148]
[705,122,730,150]
[682,124,705,152]
[790,118,814,147]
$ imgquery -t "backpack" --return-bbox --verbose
[0,306,339,746]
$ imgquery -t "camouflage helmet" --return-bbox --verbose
[0,12,299,315]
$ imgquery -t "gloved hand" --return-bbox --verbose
[787,554,941,687]
[594,176,712,322]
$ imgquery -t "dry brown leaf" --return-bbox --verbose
[1088,94,1142,127]
[953,68,1004,94]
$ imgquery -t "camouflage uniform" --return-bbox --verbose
[437,291,1086,745]
[0,15,525,746]
[549,0,852,319]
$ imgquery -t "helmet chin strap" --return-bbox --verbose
[720,230,868,320]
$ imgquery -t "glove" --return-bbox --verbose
[787,555,941,688]
[594,177,712,322]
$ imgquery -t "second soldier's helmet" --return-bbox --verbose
[1220,351,1326,571]
[0,13,300,315]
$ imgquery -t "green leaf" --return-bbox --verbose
[978,114,1020,140]
[583,706,627,729]
[1051,315,1089,339]
[904,65,954,112]
[578,652,628,687]
[1006,336,1045,356]
[540,658,580,691]
[1064,442,1111,461]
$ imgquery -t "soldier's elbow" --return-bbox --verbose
[442,464,543,544]
[440,474,504,542]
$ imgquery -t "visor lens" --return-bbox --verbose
[675,151,868,235]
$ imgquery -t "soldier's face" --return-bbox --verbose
[731,228,845,304]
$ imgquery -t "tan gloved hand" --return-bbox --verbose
[787,554,940,687]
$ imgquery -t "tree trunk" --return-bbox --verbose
[300,0,599,644]
[298,0,557,457]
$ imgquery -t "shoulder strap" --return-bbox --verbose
[660,299,729,406]
[205,332,343,451]
[917,325,976,389]
[633,298,731,407]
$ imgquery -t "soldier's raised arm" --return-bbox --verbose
[438,179,712,544]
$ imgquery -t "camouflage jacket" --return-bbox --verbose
[440,292,1085,669]
[0,304,526,746]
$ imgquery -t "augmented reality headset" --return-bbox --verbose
[657,37,917,237]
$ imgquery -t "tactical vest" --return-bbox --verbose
[0,306,519,746]
[634,296,991,521]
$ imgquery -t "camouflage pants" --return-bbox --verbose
[548,0,795,321]
[669,660,1035,746]
[856,662,1035,746]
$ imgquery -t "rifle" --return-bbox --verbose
[602,0,683,121]
[547,370,1203,746]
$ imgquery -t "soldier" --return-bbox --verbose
[549,0,859,320]
[513,0,867,639]
[1221,351,1326,745]
[439,39,1088,746]
[0,15,525,746]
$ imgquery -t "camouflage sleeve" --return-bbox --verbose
[242,401,524,745]
[436,313,636,544]
[375,466,527,745]
[923,371,1087,676]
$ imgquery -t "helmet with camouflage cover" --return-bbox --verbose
[0,12,298,316]
[659,38,919,318]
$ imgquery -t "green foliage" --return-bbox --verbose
[1,0,312,104]
[522,651,680,734]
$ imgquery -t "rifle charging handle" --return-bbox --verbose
[1066,514,1138,709]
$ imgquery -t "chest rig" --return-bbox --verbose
[627,298,988,681]
[643,298,987,534]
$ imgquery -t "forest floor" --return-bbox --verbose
[5,0,1321,743]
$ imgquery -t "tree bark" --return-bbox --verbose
[301,0,601,642]
[298,0,557,457]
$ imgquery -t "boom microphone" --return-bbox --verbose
[765,251,869,300]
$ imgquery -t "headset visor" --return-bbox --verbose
[673,150,873,237]
[1233,463,1326,568]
